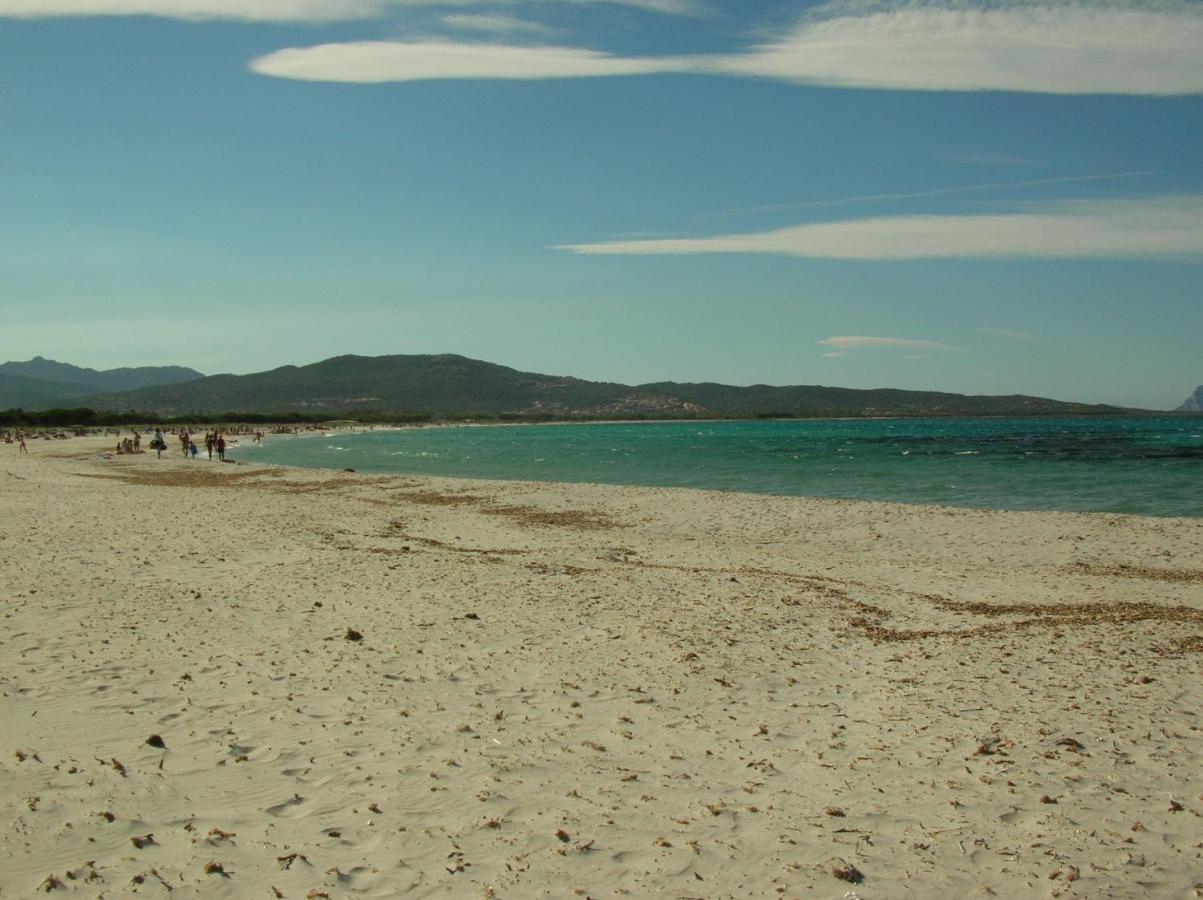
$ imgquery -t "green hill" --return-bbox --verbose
[0,357,205,408]
[62,353,1139,419]
[0,372,97,409]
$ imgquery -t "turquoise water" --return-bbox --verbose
[241,417,1203,518]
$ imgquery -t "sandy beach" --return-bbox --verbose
[2,435,1201,899]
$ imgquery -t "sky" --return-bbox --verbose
[0,0,1200,410]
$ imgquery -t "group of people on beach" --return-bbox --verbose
[171,429,227,461]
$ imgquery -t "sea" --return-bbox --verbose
[241,416,1203,518]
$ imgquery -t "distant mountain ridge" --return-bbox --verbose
[1177,386,1203,412]
[59,353,1142,419]
[0,357,204,408]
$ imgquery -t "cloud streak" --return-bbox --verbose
[251,41,684,82]
[711,2,1203,96]
[442,13,556,36]
[247,2,1203,95]
[555,196,1203,261]
[0,0,705,23]
[818,336,958,352]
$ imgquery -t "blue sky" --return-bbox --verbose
[0,0,1199,409]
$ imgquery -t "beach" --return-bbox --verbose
[2,436,1201,898]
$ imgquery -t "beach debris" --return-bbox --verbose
[145,734,167,749]
[108,757,128,777]
[15,749,42,763]
[306,891,331,899]
[206,827,236,844]
[277,852,310,870]
[130,834,156,849]
[830,858,864,883]
[582,741,607,752]
[203,861,231,877]
[463,612,480,620]
[824,806,847,817]
[1039,795,1058,804]
[1055,737,1086,753]
[974,737,1004,756]
[39,874,66,892]
[96,811,116,823]
[1169,796,1185,812]
[344,628,364,642]
[1049,865,1080,882]
[556,829,571,842]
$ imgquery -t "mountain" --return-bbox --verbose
[64,353,1139,419]
[1177,386,1203,412]
[0,356,205,391]
[0,372,98,409]
[0,357,205,409]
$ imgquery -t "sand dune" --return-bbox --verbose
[2,437,1201,898]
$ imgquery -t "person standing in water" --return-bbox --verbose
[215,432,226,462]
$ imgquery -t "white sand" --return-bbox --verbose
[2,436,1201,898]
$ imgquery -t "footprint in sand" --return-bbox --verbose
[265,794,310,818]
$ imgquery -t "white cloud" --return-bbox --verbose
[818,336,958,352]
[251,40,687,81]
[0,0,382,21]
[0,0,706,22]
[697,171,1161,220]
[820,351,847,358]
[442,13,555,35]
[556,196,1203,261]
[712,3,1203,96]
[244,2,1203,95]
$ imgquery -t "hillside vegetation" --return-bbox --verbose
[65,353,1139,419]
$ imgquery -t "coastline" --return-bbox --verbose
[3,436,1201,897]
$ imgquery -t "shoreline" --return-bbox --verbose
[3,438,1201,897]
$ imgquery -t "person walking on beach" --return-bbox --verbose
[205,432,215,460]
[18,432,28,454]
[152,429,165,458]
[133,431,141,453]
[215,432,226,462]
[179,430,190,457]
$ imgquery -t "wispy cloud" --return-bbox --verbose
[442,13,556,36]
[710,2,1203,96]
[818,336,958,352]
[0,0,706,23]
[556,195,1203,261]
[251,41,685,82]
[248,2,1203,95]
[0,0,382,21]
[979,326,1037,341]
[696,172,1163,221]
